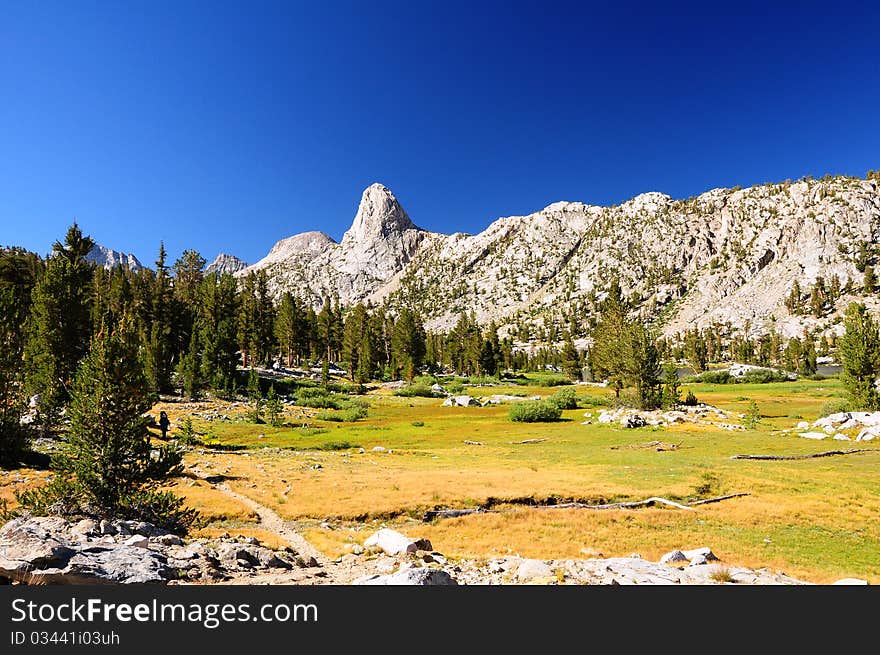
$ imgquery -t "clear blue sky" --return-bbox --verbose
[2,1,879,267]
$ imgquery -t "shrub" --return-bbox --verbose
[820,398,852,416]
[315,406,368,422]
[411,421,425,427]
[548,387,578,410]
[445,382,465,394]
[509,400,562,422]
[579,395,611,407]
[393,384,438,398]
[313,441,360,451]
[683,390,699,406]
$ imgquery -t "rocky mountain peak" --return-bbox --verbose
[342,183,419,245]
[86,244,143,271]
[206,253,248,275]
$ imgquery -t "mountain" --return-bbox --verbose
[206,253,248,276]
[242,174,880,338]
[238,183,427,305]
[86,245,144,271]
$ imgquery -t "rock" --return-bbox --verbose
[799,432,829,440]
[442,395,479,407]
[823,425,837,435]
[515,558,553,581]
[371,446,387,453]
[681,547,718,562]
[350,544,364,555]
[620,414,647,429]
[123,535,149,549]
[832,578,869,585]
[796,421,810,430]
[856,426,880,442]
[659,550,689,564]
[363,529,430,556]
[355,568,458,586]
[71,519,98,538]
[99,519,116,535]
[430,383,446,394]
[688,554,709,566]
[833,433,852,441]
[154,534,183,547]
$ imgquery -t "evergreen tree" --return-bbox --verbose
[684,330,708,373]
[144,242,175,394]
[661,361,681,408]
[391,308,426,381]
[265,384,283,427]
[24,223,95,431]
[864,265,876,294]
[0,248,41,465]
[560,332,581,380]
[18,315,195,532]
[839,302,880,410]
[197,273,239,391]
[342,304,369,381]
[275,292,301,366]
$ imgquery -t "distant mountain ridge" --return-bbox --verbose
[238,174,880,339]
[85,244,144,272]
[206,253,248,275]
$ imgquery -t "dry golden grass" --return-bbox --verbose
[0,469,52,510]
[162,479,258,524]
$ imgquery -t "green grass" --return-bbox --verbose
[159,375,879,583]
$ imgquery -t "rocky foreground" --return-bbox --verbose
[1,517,868,586]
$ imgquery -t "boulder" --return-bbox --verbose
[856,426,880,442]
[355,568,458,585]
[123,535,149,549]
[681,547,718,562]
[515,558,553,581]
[430,383,446,395]
[659,550,689,564]
[799,432,828,440]
[796,421,810,430]
[363,529,431,556]
[442,395,478,407]
[620,414,647,429]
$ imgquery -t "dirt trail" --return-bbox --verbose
[198,475,327,564]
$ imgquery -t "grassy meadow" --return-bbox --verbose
[163,375,880,584]
[3,375,877,583]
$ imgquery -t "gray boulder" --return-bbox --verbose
[364,528,432,556]
[515,558,554,581]
[355,567,458,585]
[659,550,689,564]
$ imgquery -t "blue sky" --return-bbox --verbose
[2,1,879,266]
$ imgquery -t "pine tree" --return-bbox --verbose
[24,223,95,431]
[684,330,708,373]
[18,315,195,532]
[391,308,426,381]
[342,304,369,380]
[0,248,41,465]
[275,292,301,367]
[197,273,239,391]
[265,384,283,427]
[661,361,681,408]
[560,332,581,381]
[839,302,880,410]
[864,265,876,294]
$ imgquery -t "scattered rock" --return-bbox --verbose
[123,535,149,549]
[799,432,829,440]
[442,395,479,407]
[515,558,553,581]
[363,529,431,556]
[355,568,458,586]
[659,550,689,564]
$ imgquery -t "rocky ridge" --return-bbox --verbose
[206,253,249,275]
[85,244,144,271]
[241,175,880,339]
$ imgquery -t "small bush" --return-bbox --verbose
[509,400,562,422]
[709,566,735,583]
[393,384,438,398]
[579,395,611,407]
[312,441,360,451]
[445,382,465,394]
[315,406,368,422]
[683,390,699,406]
[411,421,425,427]
[738,369,790,384]
[548,387,578,410]
[820,398,852,416]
